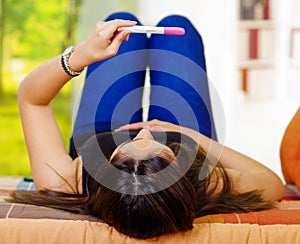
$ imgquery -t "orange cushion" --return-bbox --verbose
[280,108,300,190]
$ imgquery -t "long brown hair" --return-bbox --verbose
[171,144,275,217]
[8,143,274,239]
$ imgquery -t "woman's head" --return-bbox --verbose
[8,129,276,239]
[87,141,197,239]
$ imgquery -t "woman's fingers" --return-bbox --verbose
[114,120,184,133]
[114,122,151,132]
[106,31,130,57]
[104,19,136,55]
[82,19,136,63]
[102,19,136,43]
[106,19,136,32]
[114,120,167,132]
[115,122,145,132]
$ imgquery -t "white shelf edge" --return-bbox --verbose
[238,59,276,69]
[239,20,276,30]
[289,59,300,69]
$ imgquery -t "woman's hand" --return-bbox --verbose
[69,19,137,71]
[115,120,202,145]
[115,119,183,133]
[115,120,203,145]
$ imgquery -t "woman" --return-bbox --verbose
[10,12,284,239]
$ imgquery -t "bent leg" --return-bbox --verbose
[70,12,148,158]
[73,12,148,136]
[148,15,217,140]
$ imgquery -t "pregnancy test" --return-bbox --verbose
[118,26,185,36]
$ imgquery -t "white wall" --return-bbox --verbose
[286,0,300,100]
[288,0,300,25]
[276,0,300,101]
[137,1,192,25]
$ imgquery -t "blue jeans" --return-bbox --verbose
[72,12,218,141]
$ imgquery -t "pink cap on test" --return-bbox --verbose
[164,27,185,36]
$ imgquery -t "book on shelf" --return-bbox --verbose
[249,29,258,59]
[240,0,270,20]
[239,29,275,61]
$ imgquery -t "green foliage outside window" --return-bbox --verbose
[0,0,81,176]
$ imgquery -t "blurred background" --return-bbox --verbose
[0,0,299,181]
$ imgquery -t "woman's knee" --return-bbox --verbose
[105,12,142,25]
[156,15,191,26]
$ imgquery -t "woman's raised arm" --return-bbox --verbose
[18,19,135,192]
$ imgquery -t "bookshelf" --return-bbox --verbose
[238,0,276,98]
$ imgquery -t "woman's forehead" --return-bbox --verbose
[112,138,174,161]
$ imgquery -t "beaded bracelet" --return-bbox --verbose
[61,46,84,77]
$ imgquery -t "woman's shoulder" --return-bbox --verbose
[57,157,83,195]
